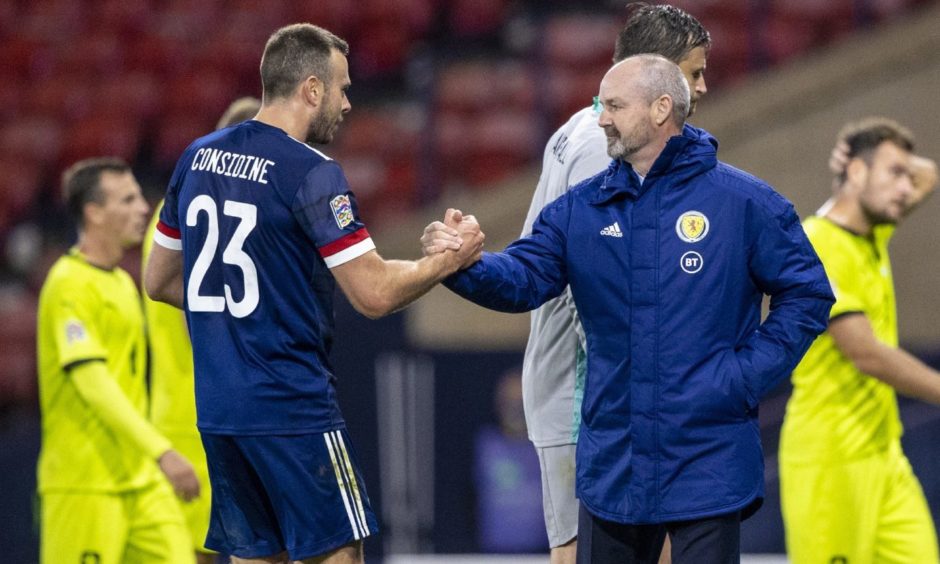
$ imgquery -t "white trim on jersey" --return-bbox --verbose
[324,431,370,540]
[153,230,182,251]
[323,237,376,269]
[285,134,333,160]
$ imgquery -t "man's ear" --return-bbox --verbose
[651,95,672,126]
[844,157,868,188]
[302,76,323,107]
[83,201,104,228]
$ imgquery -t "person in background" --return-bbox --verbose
[36,157,198,564]
[142,95,261,564]
[474,367,548,553]
[780,117,940,564]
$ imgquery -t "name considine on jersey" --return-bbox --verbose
[190,147,276,184]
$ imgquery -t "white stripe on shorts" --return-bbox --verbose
[329,431,367,536]
[336,431,370,535]
[324,431,367,539]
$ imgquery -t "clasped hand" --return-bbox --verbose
[421,208,484,269]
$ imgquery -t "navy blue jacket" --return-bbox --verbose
[446,125,834,524]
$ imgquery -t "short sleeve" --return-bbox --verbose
[153,152,190,251]
[48,281,107,369]
[805,224,866,319]
[291,160,376,268]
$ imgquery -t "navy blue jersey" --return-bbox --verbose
[154,120,375,435]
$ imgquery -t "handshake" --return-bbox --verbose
[421,208,486,272]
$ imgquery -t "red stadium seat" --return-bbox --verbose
[693,16,752,86]
[124,33,187,76]
[543,14,621,69]
[22,75,95,121]
[769,0,856,47]
[364,0,434,37]
[465,109,538,186]
[545,66,605,129]
[670,0,748,21]
[92,72,164,122]
[56,31,125,79]
[0,80,24,121]
[60,113,143,167]
[18,0,86,43]
[351,22,411,79]
[163,67,239,117]
[448,0,509,37]
[92,0,155,36]
[0,291,39,404]
[437,61,494,116]
[0,37,55,80]
[189,34,263,95]
[0,155,43,224]
[153,113,216,167]
[0,116,64,165]
[290,0,360,38]
[434,110,470,172]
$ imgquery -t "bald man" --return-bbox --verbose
[431,55,834,563]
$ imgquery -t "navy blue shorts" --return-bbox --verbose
[201,429,379,560]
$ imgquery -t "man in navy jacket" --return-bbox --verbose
[437,55,834,562]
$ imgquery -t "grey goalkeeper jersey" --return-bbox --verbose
[521,106,611,448]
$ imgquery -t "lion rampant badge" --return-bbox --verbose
[676,211,709,243]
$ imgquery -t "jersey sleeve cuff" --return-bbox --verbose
[154,221,182,251]
[320,229,376,268]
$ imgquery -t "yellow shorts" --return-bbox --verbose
[163,429,213,554]
[780,442,938,564]
[40,478,194,564]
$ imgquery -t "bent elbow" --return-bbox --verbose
[143,278,163,303]
[351,293,395,320]
[144,276,179,308]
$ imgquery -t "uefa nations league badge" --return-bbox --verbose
[330,194,354,229]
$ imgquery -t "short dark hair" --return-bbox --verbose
[260,23,349,102]
[836,117,914,183]
[614,3,711,64]
[215,96,261,130]
[62,157,131,228]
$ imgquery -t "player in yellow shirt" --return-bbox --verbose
[37,158,200,564]
[142,96,260,564]
[780,118,940,564]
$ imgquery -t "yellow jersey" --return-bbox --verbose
[780,217,902,464]
[36,249,161,492]
[142,202,198,435]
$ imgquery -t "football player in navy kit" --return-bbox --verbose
[145,23,483,564]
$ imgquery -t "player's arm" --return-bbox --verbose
[144,243,184,308]
[68,360,200,499]
[829,313,940,404]
[332,216,484,319]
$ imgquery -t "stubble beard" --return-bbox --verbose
[606,132,642,161]
[606,137,625,159]
[861,201,900,226]
[306,112,334,145]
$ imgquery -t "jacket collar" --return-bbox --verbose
[590,124,718,205]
